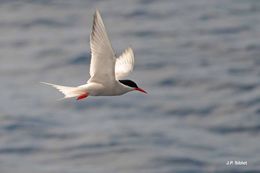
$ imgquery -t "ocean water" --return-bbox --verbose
[0,0,260,172]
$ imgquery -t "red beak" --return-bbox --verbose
[134,87,147,94]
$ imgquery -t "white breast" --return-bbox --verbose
[78,81,132,96]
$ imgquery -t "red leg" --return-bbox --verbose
[77,93,89,100]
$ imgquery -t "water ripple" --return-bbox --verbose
[209,125,260,134]
[152,156,207,167]
[0,146,40,155]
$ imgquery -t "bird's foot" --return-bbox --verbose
[76,93,89,100]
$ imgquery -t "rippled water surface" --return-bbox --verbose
[0,0,260,172]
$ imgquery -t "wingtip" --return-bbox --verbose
[127,47,134,53]
[94,9,101,17]
[126,47,134,61]
[92,9,102,36]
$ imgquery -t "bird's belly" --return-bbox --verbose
[79,82,127,96]
[94,88,122,96]
[94,85,127,96]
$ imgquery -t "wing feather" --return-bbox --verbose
[115,47,135,79]
[88,10,116,84]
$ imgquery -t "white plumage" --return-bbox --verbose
[42,10,146,100]
[115,47,134,80]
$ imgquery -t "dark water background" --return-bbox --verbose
[0,0,260,172]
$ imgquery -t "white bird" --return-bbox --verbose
[42,10,147,100]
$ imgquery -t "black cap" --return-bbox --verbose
[119,80,138,88]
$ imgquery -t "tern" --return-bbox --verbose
[42,10,147,100]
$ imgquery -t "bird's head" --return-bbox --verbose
[119,80,147,94]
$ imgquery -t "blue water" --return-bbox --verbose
[0,0,260,172]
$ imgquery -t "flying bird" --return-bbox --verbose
[42,10,147,100]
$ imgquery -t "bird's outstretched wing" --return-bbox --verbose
[88,10,116,84]
[115,47,135,79]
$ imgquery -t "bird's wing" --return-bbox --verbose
[88,10,116,84]
[115,47,135,79]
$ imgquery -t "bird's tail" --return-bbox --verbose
[41,82,87,100]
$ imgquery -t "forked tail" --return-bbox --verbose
[41,82,88,100]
